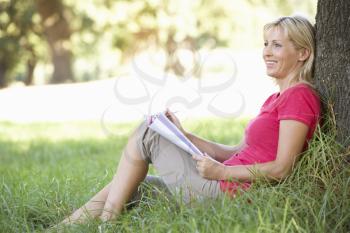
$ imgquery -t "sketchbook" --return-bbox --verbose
[146,112,203,156]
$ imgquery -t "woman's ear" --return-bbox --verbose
[298,48,310,62]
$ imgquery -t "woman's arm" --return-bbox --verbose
[165,109,244,162]
[186,132,245,162]
[194,120,309,182]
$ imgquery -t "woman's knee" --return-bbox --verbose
[132,120,149,140]
[131,120,160,163]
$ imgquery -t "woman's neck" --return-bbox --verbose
[276,74,299,93]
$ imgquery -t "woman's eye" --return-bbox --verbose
[273,43,282,47]
[264,42,268,47]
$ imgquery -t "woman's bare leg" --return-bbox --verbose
[59,124,148,225]
[60,182,112,224]
[100,130,148,221]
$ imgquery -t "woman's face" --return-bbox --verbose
[263,27,303,80]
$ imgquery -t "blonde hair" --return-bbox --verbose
[263,16,315,85]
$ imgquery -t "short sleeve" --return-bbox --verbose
[277,86,320,128]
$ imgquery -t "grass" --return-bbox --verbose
[0,118,349,233]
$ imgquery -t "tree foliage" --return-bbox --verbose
[0,0,316,87]
[0,0,39,87]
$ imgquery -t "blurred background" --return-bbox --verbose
[0,0,317,122]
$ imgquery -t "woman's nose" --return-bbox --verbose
[263,45,272,57]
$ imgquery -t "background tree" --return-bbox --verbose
[35,0,74,84]
[0,0,74,87]
[99,0,237,78]
[314,0,350,147]
[0,0,38,87]
[0,0,317,87]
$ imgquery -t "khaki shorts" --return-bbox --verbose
[134,120,222,203]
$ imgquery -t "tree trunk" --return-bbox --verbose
[165,32,185,77]
[36,0,74,84]
[0,62,8,88]
[314,0,350,147]
[24,57,36,86]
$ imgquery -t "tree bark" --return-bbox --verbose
[314,0,350,147]
[36,0,74,84]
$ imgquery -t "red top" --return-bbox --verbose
[219,83,321,194]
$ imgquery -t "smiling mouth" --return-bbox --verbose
[265,61,277,65]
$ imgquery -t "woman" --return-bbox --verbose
[60,15,320,224]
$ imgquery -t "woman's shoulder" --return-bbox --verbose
[261,83,320,113]
[282,83,319,98]
[279,83,321,112]
[279,83,320,104]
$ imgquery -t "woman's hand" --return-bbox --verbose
[192,153,227,180]
[165,109,187,135]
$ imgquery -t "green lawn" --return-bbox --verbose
[0,119,349,233]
